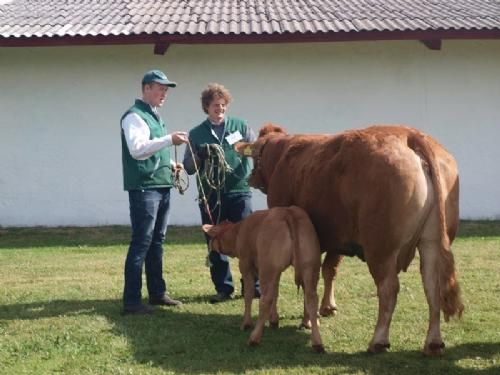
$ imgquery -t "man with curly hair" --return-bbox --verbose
[183,83,259,303]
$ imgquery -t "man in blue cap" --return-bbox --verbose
[120,69,188,315]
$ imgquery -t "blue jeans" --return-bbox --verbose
[200,191,254,295]
[123,188,171,307]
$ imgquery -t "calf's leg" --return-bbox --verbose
[248,273,279,346]
[300,298,313,329]
[241,272,255,331]
[269,292,280,329]
[303,270,325,353]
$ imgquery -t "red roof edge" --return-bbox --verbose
[1,29,499,48]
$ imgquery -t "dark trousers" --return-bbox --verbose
[123,188,170,307]
[200,192,253,295]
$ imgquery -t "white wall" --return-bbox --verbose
[0,40,499,226]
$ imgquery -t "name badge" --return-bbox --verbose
[225,130,243,145]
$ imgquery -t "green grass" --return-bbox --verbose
[0,221,499,374]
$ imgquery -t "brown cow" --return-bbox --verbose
[202,206,324,352]
[236,124,463,356]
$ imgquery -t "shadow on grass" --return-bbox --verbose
[1,299,499,374]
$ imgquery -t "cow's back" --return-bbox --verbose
[236,207,320,272]
[263,126,458,265]
[236,208,294,271]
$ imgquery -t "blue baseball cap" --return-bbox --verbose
[141,69,177,87]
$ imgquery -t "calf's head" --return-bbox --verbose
[202,221,239,257]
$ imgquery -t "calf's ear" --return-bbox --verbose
[202,224,213,235]
[234,142,254,157]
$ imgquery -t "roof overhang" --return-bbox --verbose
[1,29,499,54]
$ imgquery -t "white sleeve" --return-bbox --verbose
[121,112,173,160]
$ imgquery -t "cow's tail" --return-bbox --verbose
[410,133,464,321]
[283,207,303,293]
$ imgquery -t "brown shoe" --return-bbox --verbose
[149,294,182,306]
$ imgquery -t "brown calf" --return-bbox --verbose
[202,206,324,353]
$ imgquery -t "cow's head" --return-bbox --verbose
[235,123,287,193]
[202,221,238,257]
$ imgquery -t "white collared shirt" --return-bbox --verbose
[121,108,173,161]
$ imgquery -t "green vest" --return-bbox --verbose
[121,100,173,191]
[189,117,251,196]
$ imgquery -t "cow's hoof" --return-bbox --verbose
[319,305,338,317]
[298,321,312,330]
[241,323,253,331]
[423,342,445,356]
[312,344,326,354]
[269,321,279,329]
[367,342,390,354]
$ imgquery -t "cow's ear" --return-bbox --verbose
[234,142,254,157]
[202,224,214,235]
[259,123,286,137]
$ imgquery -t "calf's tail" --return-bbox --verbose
[410,132,464,321]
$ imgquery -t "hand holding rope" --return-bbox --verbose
[173,145,189,195]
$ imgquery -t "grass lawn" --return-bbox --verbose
[0,221,499,374]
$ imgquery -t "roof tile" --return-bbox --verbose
[0,0,498,41]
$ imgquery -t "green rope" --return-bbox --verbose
[200,144,233,191]
[185,142,233,267]
[173,145,189,195]
[199,143,233,224]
